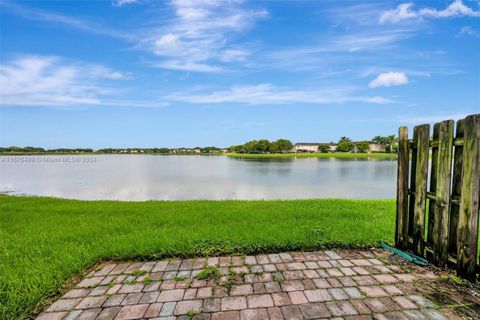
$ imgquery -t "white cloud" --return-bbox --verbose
[456,26,480,37]
[380,0,480,24]
[380,3,419,24]
[167,83,393,105]
[268,31,409,59]
[87,65,132,80]
[219,48,250,62]
[419,0,480,18]
[155,60,222,73]
[147,0,267,72]
[369,72,409,88]
[0,56,127,107]
[1,1,131,40]
[259,29,414,73]
[113,0,140,7]
[334,31,410,52]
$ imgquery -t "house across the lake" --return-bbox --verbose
[293,141,384,153]
[363,142,385,152]
[292,142,337,153]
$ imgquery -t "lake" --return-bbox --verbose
[0,155,397,200]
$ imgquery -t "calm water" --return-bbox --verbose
[0,155,397,200]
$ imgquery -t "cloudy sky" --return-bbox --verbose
[0,0,479,148]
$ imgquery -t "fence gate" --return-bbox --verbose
[395,114,480,281]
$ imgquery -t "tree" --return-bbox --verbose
[336,137,354,152]
[230,138,291,154]
[372,135,388,152]
[228,145,242,153]
[336,141,354,152]
[269,142,279,153]
[256,139,271,153]
[243,140,258,153]
[372,135,385,145]
[386,134,396,153]
[372,134,396,152]
[269,139,293,153]
[355,141,370,153]
[338,136,352,144]
[318,145,330,153]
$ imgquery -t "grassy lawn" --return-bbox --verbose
[226,152,398,159]
[0,195,395,319]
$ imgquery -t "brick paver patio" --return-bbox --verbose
[36,249,479,319]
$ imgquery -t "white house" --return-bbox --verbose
[293,141,385,153]
[292,143,337,153]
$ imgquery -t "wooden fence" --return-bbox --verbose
[395,114,480,281]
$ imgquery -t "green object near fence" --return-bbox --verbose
[380,243,429,266]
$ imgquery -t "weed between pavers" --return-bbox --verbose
[107,276,118,287]
[174,275,188,281]
[224,269,238,293]
[142,276,153,284]
[186,310,200,318]
[272,273,284,283]
[123,279,137,285]
[131,270,147,277]
[195,266,222,281]
[440,274,469,285]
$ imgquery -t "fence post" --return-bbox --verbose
[448,120,464,256]
[456,114,480,280]
[395,126,409,249]
[431,120,454,265]
[412,124,430,256]
[427,124,439,248]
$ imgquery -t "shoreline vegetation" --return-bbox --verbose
[0,195,395,319]
[0,151,398,159]
[226,152,398,159]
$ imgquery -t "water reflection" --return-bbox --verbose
[0,155,397,201]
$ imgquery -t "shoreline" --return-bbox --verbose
[0,152,398,159]
[226,152,397,159]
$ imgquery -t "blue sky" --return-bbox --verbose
[0,0,479,148]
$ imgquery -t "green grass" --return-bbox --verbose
[226,152,398,159]
[0,195,395,319]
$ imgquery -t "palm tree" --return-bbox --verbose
[338,136,352,144]
[386,134,396,153]
[372,136,385,145]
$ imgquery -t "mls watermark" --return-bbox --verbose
[0,156,97,164]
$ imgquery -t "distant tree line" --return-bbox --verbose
[97,147,223,154]
[229,139,293,154]
[97,148,171,154]
[0,146,94,153]
[0,146,223,154]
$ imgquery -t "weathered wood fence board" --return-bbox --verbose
[395,126,409,250]
[431,120,454,265]
[396,114,480,281]
[412,124,430,257]
[448,120,464,257]
[456,115,480,280]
